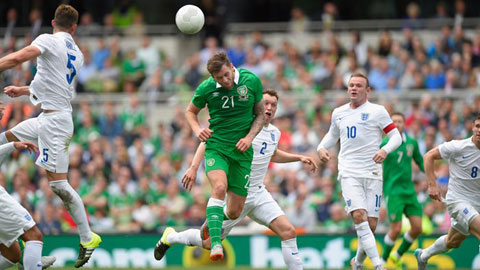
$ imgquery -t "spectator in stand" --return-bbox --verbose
[226,35,246,67]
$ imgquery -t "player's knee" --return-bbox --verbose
[211,184,227,198]
[22,226,43,242]
[410,224,422,237]
[351,210,366,224]
[280,225,297,240]
[446,238,462,249]
[226,208,242,220]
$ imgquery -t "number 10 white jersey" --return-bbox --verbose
[30,32,83,112]
[329,101,394,180]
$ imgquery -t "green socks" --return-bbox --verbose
[206,198,224,247]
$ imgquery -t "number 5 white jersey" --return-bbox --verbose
[439,137,480,205]
[248,124,281,191]
[329,101,395,180]
[30,32,83,112]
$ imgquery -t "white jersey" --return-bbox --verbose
[439,137,480,205]
[329,101,394,179]
[248,124,281,191]
[30,32,83,112]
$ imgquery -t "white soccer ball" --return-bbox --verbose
[175,5,205,35]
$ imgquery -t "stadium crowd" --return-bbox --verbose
[0,2,479,236]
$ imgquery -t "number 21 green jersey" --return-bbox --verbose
[191,68,263,147]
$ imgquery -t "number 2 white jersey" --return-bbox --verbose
[439,137,480,205]
[30,32,83,112]
[248,124,281,191]
[329,101,394,180]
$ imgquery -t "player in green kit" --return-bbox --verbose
[185,52,264,261]
[380,112,423,269]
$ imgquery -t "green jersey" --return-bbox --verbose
[381,133,424,197]
[192,68,263,147]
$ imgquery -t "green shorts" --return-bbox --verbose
[386,193,423,222]
[204,144,253,197]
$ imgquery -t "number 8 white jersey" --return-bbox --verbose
[30,32,83,112]
[249,124,281,191]
[329,101,394,180]
[439,137,480,205]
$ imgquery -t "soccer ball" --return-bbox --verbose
[175,5,205,35]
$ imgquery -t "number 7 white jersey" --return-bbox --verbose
[439,137,480,205]
[329,101,395,180]
[30,32,83,112]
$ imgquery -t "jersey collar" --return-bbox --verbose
[216,67,239,88]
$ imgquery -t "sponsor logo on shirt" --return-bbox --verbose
[212,92,220,97]
[271,133,275,142]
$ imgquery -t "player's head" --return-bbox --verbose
[391,112,405,133]
[347,72,371,107]
[473,114,480,143]
[52,4,79,34]
[263,89,279,124]
[207,52,235,90]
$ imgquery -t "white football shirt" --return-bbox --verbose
[248,124,281,191]
[439,137,480,204]
[30,32,83,112]
[328,101,394,180]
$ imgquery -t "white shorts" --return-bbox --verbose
[11,111,73,173]
[340,176,383,218]
[0,186,36,247]
[221,186,285,239]
[446,198,480,236]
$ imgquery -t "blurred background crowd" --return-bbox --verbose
[0,0,479,236]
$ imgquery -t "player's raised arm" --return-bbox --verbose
[423,147,443,201]
[182,142,206,191]
[271,149,318,172]
[0,45,41,72]
[185,101,212,142]
[236,99,265,152]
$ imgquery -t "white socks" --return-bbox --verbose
[23,241,43,270]
[167,229,203,247]
[281,238,303,270]
[355,241,367,264]
[355,221,381,266]
[421,235,448,262]
[0,255,14,270]
[49,180,92,243]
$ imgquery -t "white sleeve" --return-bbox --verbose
[377,106,394,131]
[0,142,15,164]
[317,110,340,150]
[438,140,457,160]
[31,34,54,54]
[381,128,401,154]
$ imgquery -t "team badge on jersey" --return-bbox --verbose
[271,133,275,142]
[207,158,215,167]
[237,85,249,101]
[361,113,369,121]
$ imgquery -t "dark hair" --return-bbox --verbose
[54,4,78,30]
[349,72,370,88]
[391,112,405,120]
[473,114,480,123]
[207,52,231,75]
[263,89,279,101]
